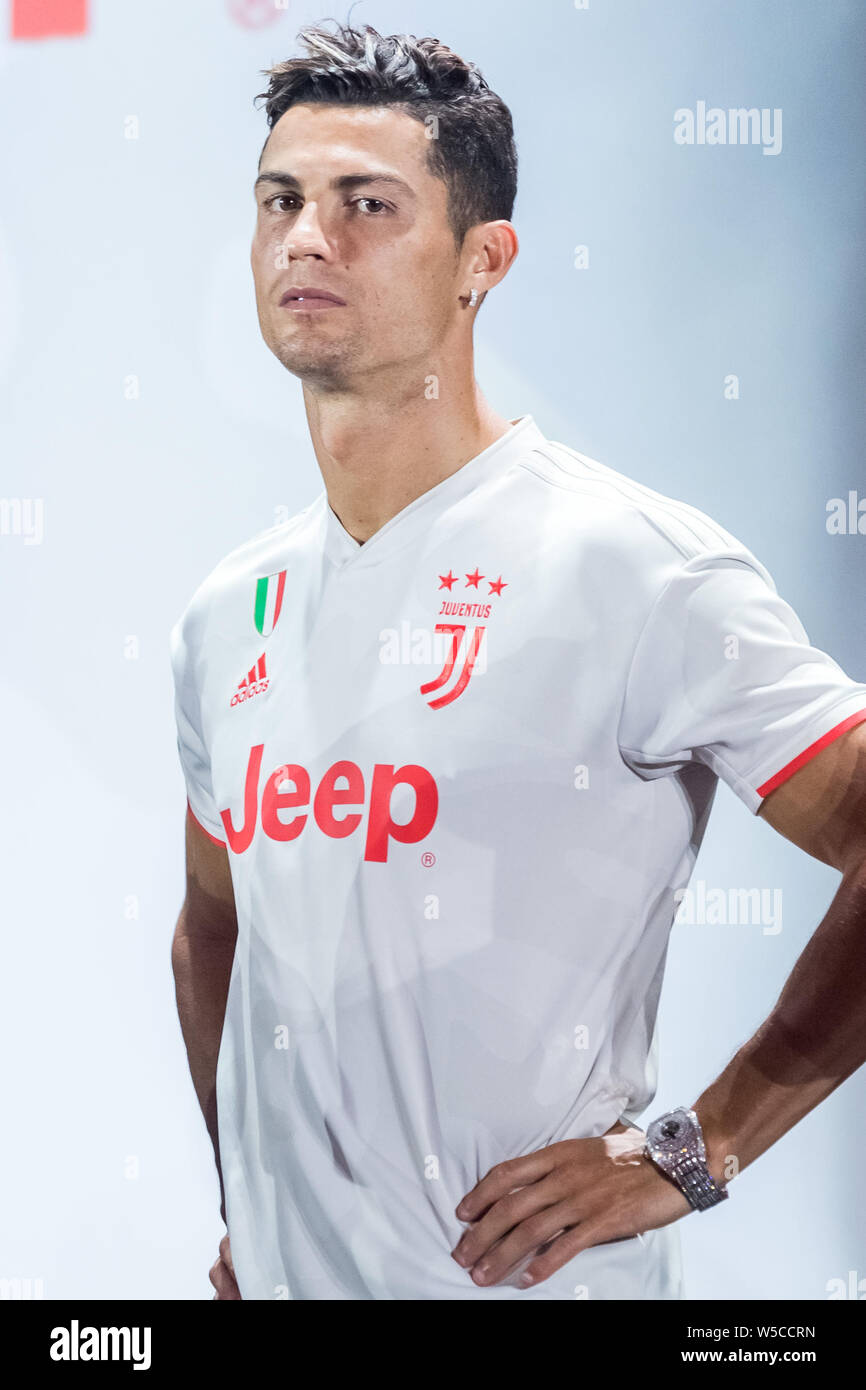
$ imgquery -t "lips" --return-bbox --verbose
[279,286,345,306]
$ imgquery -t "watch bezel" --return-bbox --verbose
[645,1106,704,1170]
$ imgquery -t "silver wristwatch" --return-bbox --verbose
[643,1106,729,1212]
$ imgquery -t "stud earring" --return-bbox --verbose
[468,288,478,307]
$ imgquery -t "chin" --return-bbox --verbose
[271,342,353,389]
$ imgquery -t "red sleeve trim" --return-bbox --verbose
[186,799,226,847]
[756,707,866,799]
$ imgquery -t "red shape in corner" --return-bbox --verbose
[11,0,88,39]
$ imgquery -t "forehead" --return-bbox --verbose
[261,102,434,176]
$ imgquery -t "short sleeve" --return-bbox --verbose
[617,549,866,813]
[169,608,226,844]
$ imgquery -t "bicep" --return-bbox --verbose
[757,723,866,873]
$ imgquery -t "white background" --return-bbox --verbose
[1,0,864,1299]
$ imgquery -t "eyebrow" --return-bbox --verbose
[254,170,416,199]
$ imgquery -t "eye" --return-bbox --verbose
[260,193,392,216]
[263,193,299,214]
[350,197,390,215]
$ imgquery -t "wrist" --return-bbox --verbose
[691,1102,733,1187]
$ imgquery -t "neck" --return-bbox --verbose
[302,373,513,545]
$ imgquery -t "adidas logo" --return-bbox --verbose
[231,653,269,707]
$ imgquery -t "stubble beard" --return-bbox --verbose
[261,309,366,391]
[268,328,359,392]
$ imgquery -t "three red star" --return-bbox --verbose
[438,568,509,595]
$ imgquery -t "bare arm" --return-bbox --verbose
[171,807,238,1225]
[695,719,866,1182]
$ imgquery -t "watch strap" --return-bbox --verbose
[669,1153,729,1211]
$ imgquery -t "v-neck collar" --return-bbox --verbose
[317,414,545,569]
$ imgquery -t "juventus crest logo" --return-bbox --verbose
[418,564,509,710]
[419,623,487,710]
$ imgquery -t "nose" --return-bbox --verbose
[283,199,330,259]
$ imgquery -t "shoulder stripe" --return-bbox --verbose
[519,440,738,560]
[546,440,735,547]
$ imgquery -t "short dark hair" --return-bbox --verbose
[254,19,518,251]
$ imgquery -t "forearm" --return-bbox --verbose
[171,915,236,1222]
[693,856,866,1185]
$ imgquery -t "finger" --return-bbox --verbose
[209,1258,227,1298]
[463,1202,578,1287]
[452,1176,562,1269]
[455,1150,557,1222]
[220,1234,235,1278]
[209,1256,241,1300]
[517,1221,607,1288]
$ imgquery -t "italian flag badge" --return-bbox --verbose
[254,571,286,636]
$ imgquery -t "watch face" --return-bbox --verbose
[647,1108,697,1158]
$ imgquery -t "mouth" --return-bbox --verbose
[280,286,346,310]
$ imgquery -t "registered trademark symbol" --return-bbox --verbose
[421,851,436,867]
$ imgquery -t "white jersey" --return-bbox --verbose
[170,414,866,1300]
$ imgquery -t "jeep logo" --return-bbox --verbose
[220,744,439,862]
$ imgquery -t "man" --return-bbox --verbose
[170,21,866,1300]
